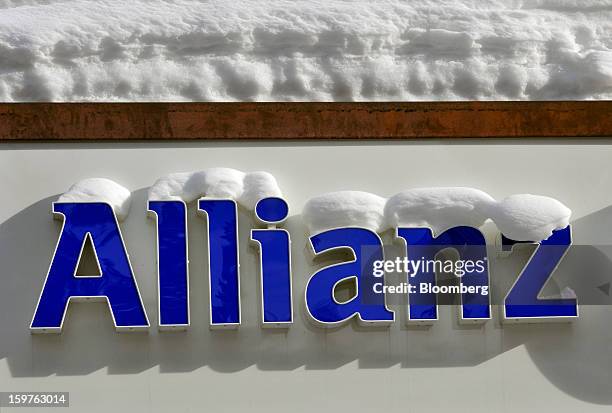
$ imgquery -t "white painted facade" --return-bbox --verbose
[0,140,611,412]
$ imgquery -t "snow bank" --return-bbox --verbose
[57,178,131,220]
[148,168,282,209]
[303,188,571,241]
[1,0,611,101]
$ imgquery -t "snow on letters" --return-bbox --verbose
[303,188,571,242]
[148,168,282,209]
[32,173,576,333]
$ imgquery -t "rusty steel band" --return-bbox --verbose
[0,101,611,141]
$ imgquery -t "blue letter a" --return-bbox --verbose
[305,228,394,327]
[30,203,149,333]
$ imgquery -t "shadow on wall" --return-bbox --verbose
[0,189,612,404]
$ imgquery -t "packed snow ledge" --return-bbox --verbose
[303,188,572,242]
[60,178,570,241]
[148,168,283,210]
[57,169,282,221]
[57,178,132,220]
[1,0,611,101]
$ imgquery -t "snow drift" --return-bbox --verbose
[303,188,571,241]
[1,0,611,101]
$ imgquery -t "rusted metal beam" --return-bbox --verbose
[0,102,610,141]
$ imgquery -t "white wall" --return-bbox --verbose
[1,140,612,412]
